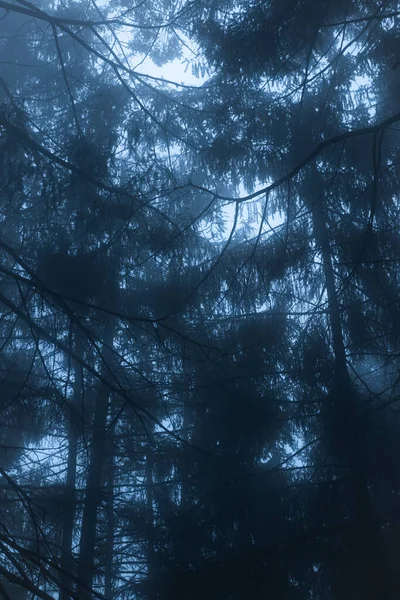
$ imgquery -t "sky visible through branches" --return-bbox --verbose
[1,1,400,599]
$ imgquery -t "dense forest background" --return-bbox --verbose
[1,1,400,598]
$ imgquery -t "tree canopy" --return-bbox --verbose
[1,1,400,598]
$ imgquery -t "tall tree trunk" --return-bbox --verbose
[76,315,115,599]
[180,357,192,510]
[59,331,83,600]
[310,191,390,600]
[104,423,115,600]
[146,448,155,594]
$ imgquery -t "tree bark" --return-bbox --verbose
[76,315,115,599]
[146,448,155,592]
[310,188,390,600]
[59,331,83,600]
[104,423,115,600]
[180,357,192,510]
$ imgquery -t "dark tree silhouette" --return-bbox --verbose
[1,1,400,599]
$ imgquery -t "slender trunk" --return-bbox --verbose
[311,194,390,599]
[146,448,155,592]
[76,316,115,599]
[59,332,83,600]
[180,362,192,509]
[104,426,115,600]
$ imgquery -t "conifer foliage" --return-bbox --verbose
[1,1,400,598]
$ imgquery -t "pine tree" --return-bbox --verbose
[3,0,400,598]
[173,1,400,597]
